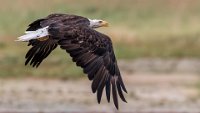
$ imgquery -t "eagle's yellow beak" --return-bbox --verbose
[101,21,109,27]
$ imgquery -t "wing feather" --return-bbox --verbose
[105,77,111,102]
[117,80,127,102]
[112,76,119,109]
[97,71,108,103]
[92,66,106,93]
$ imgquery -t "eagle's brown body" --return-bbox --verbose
[21,14,127,109]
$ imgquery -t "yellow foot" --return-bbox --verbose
[37,37,49,41]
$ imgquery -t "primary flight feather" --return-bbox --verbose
[17,13,127,109]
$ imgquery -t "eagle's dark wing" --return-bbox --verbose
[48,25,127,109]
[26,14,66,31]
[25,17,59,67]
[27,13,89,31]
[25,14,83,67]
[25,39,57,67]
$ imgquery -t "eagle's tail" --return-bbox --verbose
[16,26,49,42]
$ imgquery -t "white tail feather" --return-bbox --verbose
[25,31,35,34]
[16,26,49,42]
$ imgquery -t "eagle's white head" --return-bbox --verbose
[89,19,109,28]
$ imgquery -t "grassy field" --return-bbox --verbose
[1,0,200,78]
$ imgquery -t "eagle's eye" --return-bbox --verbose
[99,21,103,23]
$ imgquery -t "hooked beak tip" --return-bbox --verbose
[101,21,109,27]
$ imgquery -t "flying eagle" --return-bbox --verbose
[17,14,127,109]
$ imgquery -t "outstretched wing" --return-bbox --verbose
[25,39,57,67]
[48,25,127,109]
[24,14,68,67]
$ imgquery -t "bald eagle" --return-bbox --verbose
[17,14,127,109]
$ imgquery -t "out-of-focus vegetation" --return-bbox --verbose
[1,0,200,78]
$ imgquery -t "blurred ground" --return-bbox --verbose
[0,74,199,113]
[0,60,200,113]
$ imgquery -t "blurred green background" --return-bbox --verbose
[1,0,200,78]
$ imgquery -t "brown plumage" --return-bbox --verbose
[21,13,127,109]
